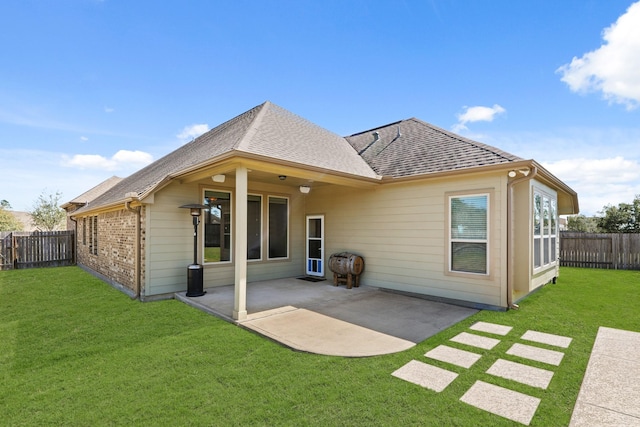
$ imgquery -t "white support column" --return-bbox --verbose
[233,166,248,321]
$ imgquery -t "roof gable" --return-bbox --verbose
[238,103,377,178]
[345,118,523,177]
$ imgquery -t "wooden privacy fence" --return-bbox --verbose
[560,232,640,270]
[0,231,75,270]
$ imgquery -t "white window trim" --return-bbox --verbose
[448,193,490,276]
[533,188,558,272]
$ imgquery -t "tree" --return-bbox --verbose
[29,191,66,231]
[566,215,599,232]
[596,194,640,233]
[0,202,23,231]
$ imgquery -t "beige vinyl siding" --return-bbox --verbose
[144,181,200,296]
[143,179,304,296]
[306,173,508,308]
[512,179,532,300]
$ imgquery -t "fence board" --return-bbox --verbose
[560,232,640,270]
[0,231,75,270]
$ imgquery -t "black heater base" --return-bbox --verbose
[186,264,206,297]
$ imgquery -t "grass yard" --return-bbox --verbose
[1,267,638,426]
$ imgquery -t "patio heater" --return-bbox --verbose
[179,203,210,297]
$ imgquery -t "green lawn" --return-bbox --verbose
[1,267,638,426]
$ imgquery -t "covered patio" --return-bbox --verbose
[175,278,478,357]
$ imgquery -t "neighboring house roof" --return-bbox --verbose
[8,211,36,231]
[345,118,523,177]
[61,176,123,210]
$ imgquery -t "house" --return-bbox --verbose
[65,101,579,319]
[62,176,123,230]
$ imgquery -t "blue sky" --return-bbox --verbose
[1,0,639,215]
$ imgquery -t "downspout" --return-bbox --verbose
[507,166,538,310]
[69,215,78,265]
[125,199,142,299]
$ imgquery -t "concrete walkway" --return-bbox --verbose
[570,327,640,426]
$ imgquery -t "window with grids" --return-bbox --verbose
[449,194,489,274]
[533,191,557,269]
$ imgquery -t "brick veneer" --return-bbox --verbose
[76,207,145,295]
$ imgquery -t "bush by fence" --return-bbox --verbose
[560,232,640,270]
[0,231,75,270]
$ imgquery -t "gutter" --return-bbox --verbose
[125,194,142,299]
[506,165,538,310]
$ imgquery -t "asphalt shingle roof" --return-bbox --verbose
[73,101,377,213]
[345,118,523,177]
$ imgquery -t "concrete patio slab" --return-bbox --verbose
[392,360,458,392]
[424,344,481,369]
[521,330,572,348]
[469,321,513,336]
[240,307,415,357]
[570,327,640,425]
[487,359,554,389]
[460,380,540,425]
[450,332,500,350]
[177,278,478,356]
[506,343,565,366]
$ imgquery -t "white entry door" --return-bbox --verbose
[306,215,324,276]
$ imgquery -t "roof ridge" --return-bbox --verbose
[235,101,270,151]
[409,117,520,161]
[346,119,403,138]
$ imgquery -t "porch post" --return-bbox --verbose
[233,166,248,320]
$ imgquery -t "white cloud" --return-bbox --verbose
[542,156,640,215]
[557,1,640,109]
[453,104,506,132]
[104,106,115,113]
[80,136,88,141]
[177,123,209,141]
[61,150,153,171]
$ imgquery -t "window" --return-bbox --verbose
[88,216,98,255]
[202,191,288,263]
[268,196,288,259]
[247,195,262,260]
[533,190,558,269]
[449,194,489,274]
[204,190,232,263]
[82,218,86,246]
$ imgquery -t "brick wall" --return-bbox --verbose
[77,208,139,293]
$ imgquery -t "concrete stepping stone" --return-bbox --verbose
[424,344,482,369]
[450,331,500,350]
[460,380,540,425]
[487,359,555,389]
[391,360,458,392]
[507,343,565,366]
[469,321,513,336]
[521,330,572,348]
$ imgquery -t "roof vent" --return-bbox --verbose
[397,126,401,138]
[373,131,379,142]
